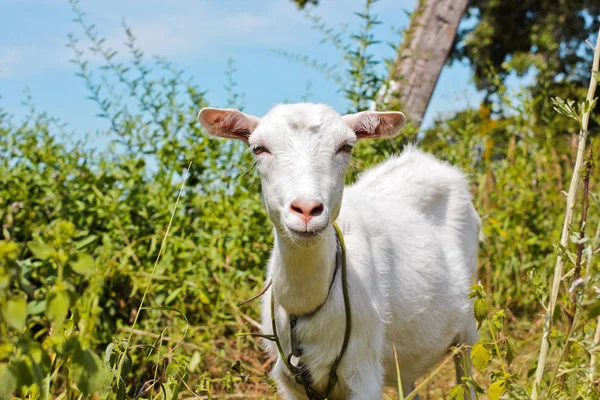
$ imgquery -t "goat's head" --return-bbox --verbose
[198,103,405,243]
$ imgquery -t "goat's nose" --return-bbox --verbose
[289,199,324,222]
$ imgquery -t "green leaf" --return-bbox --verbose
[104,343,115,366]
[488,380,505,400]
[0,273,9,291]
[74,235,98,250]
[8,359,32,387]
[0,363,17,400]
[27,241,55,260]
[551,97,579,122]
[188,351,201,372]
[578,97,598,119]
[63,337,80,355]
[166,362,180,380]
[1,296,27,331]
[199,291,210,304]
[567,372,577,399]
[470,342,490,372]
[0,241,19,261]
[492,310,505,330]
[46,289,70,330]
[165,287,183,305]
[474,298,490,324]
[505,337,516,364]
[71,253,95,276]
[121,353,132,376]
[72,348,109,396]
[449,384,465,400]
[27,300,46,316]
[28,343,52,376]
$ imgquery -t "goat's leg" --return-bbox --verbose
[346,361,384,400]
[454,323,478,399]
[271,362,309,400]
[402,382,420,400]
[454,349,476,400]
[277,384,307,400]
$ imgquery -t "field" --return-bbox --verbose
[1,1,600,399]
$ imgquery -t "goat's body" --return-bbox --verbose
[262,146,480,399]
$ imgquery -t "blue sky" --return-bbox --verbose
[0,0,485,137]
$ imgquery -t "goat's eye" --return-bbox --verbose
[251,145,270,156]
[337,142,355,153]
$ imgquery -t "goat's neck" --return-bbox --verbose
[271,226,337,316]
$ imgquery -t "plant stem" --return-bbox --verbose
[393,343,405,400]
[548,314,579,394]
[115,162,192,391]
[591,318,600,381]
[570,149,594,309]
[405,345,465,400]
[488,321,508,376]
[556,149,595,388]
[589,203,600,381]
[531,28,600,399]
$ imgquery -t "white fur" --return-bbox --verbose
[198,103,480,400]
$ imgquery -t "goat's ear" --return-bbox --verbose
[342,111,406,140]
[198,107,260,143]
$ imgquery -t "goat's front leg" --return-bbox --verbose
[343,303,387,400]
[345,361,384,400]
[271,361,309,400]
[402,382,420,400]
[454,348,477,400]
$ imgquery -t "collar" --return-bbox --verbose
[240,222,352,400]
[289,229,342,358]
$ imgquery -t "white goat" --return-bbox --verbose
[198,103,480,400]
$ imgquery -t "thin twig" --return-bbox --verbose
[119,327,202,351]
[587,39,595,50]
[588,189,600,381]
[115,162,192,386]
[591,318,600,380]
[179,389,266,399]
[531,29,600,399]
[239,313,262,330]
[405,345,465,400]
[393,343,405,400]
[570,149,594,309]
[556,150,595,389]
[237,278,272,307]
[489,321,508,376]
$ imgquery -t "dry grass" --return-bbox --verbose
[196,311,548,399]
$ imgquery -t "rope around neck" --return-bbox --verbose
[268,222,352,400]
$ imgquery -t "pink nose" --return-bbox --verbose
[289,199,324,222]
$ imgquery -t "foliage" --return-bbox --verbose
[0,1,272,398]
[453,0,600,99]
[1,0,600,399]
[290,0,318,8]
[279,0,401,115]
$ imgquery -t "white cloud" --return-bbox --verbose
[0,43,72,78]
[0,49,24,76]
[0,0,413,79]
[1,0,310,78]
[115,1,313,56]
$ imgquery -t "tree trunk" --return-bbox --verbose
[385,0,469,127]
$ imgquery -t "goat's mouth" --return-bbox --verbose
[285,225,327,239]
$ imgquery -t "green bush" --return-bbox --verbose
[0,21,272,396]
